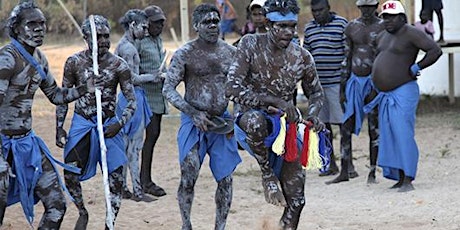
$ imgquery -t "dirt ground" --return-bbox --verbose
[1,43,460,230]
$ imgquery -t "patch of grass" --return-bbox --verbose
[439,144,452,158]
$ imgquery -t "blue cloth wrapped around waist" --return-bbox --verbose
[1,131,80,224]
[116,87,152,138]
[234,110,302,178]
[364,81,420,180]
[178,111,241,181]
[342,73,374,135]
[64,113,127,181]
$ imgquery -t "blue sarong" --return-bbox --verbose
[64,114,127,181]
[1,131,80,224]
[364,81,420,180]
[318,130,333,173]
[234,110,303,178]
[116,87,152,138]
[342,73,374,135]
[178,112,241,181]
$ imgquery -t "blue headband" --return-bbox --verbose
[266,12,298,22]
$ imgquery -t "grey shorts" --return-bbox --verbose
[318,84,343,124]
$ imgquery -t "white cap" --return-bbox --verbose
[379,0,405,16]
[249,0,266,9]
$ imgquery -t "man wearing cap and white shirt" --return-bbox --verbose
[326,0,384,185]
[135,5,168,197]
[364,0,442,192]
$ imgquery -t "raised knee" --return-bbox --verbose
[287,196,305,210]
[239,110,268,140]
[44,195,67,223]
[109,167,124,185]
[179,175,197,191]
[56,202,67,218]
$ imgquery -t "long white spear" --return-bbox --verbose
[89,15,114,230]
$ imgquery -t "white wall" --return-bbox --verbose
[414,1,460,96]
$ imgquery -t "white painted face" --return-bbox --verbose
[269,20,297,49]
[85,25,111,57]
[130,19,147,40]
[15,8,46,48]
[196,11,220,43]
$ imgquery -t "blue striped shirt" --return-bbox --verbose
[303,14,347,86]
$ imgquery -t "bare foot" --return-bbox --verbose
[348,171,359,179]
[262,174,286,207]
[367,170,377,184]
[390,180,403,189]
[122,189,133,199]
[132,194,158,203]
[398,177,415,192]
[325,171,349,185]
[318,165,339,177]
[398,183,415,192]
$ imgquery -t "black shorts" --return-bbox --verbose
[422,0,443,11]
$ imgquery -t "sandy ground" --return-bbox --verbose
[1,43,460,230]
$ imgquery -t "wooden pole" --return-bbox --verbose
[56,0,84,37]
[83,0,87,22]
[180,0,189,43]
